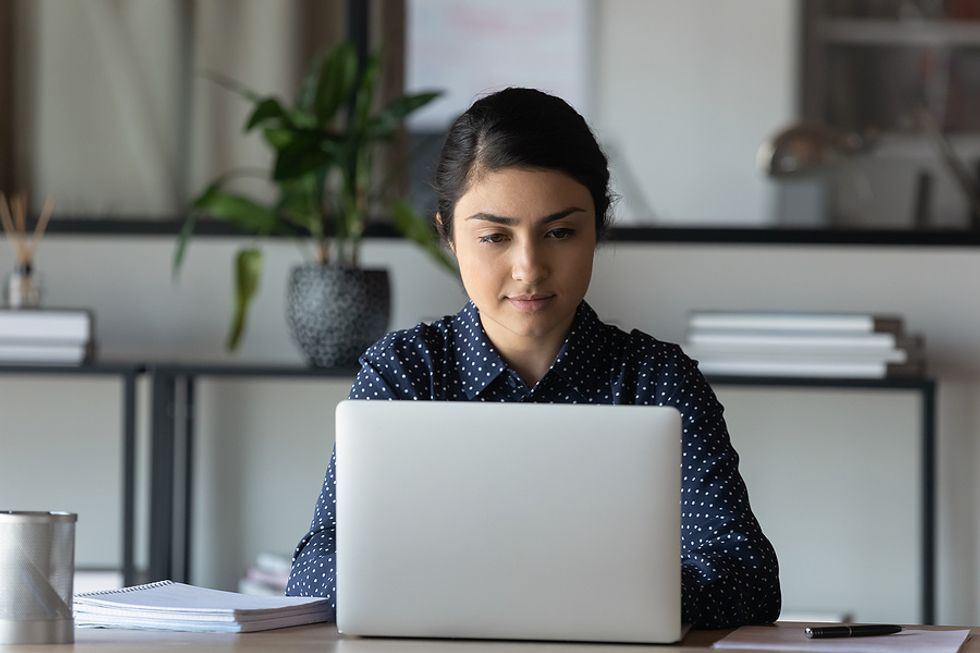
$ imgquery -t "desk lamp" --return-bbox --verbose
[756,122,875,227]
[757,122,874,178]
[759,111,980,228]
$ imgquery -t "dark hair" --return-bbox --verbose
[433,87,612,243]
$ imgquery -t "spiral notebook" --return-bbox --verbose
[74,580,332,633]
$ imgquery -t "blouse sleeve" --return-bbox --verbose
[284,357,400,613]
[668,349,782,628]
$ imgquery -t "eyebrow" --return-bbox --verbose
[464,207,587,226]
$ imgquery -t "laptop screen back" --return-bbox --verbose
[335,400,682,644]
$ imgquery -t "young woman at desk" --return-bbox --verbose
[287,88,781,629]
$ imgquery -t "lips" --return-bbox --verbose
[507,294,555,313]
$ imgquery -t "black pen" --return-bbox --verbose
[805,624,903,639]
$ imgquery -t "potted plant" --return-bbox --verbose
[174,42,453,366]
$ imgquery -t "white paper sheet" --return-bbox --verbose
[713,625,971,653]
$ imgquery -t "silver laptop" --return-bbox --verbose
[335,400,683,644]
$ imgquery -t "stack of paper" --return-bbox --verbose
[74,580,331,633]
[684,311,925,379]
[238,551,291,596]
[0,308,94,365]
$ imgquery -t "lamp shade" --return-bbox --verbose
[758,122,873,178]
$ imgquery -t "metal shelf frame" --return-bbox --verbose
[0,362,143,586]
[142,365,937,623]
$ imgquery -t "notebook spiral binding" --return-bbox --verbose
[75,580,174,597]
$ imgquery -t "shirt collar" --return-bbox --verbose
[450,301,510,399]
[547,301,616,403]
[450,300,615,402]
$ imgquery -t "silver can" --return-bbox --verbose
[0,511,76,644]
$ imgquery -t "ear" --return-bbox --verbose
[435,212,456,256]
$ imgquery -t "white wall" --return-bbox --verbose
[1,236,977,625]
[0,377,123,567]
[592,0,798,225]
[723,387,922,622]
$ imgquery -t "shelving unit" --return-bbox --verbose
[816,19,980,47]
[798,1,980,230]
[144,363,358,585]
[141,365,938,623]
[803,1,980,133]
[708,374,936,624]
[0,362,142,586]
[0,359,940,622]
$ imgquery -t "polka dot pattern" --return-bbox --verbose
[286,300,781,628]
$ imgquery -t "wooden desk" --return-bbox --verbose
[4,624,976,653]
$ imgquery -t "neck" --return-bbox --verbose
[480,312,576,388]
[500,342,560,388]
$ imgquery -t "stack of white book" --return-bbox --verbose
[684,311,925,379]
[74,580,331,633]
[0,308,94,365]
[238,552,291,596]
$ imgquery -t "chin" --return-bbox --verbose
[506,313,566,337]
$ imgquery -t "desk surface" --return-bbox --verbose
[4,623,976,653]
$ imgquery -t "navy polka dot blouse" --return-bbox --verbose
[287,300,781,629]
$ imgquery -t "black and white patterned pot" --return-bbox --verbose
[286,264,391,368]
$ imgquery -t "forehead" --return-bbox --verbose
[456,167,593,218]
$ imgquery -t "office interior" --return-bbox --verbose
[1,0,979,630]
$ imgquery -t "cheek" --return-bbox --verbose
[454,243,499,294]
[562,242,596,281]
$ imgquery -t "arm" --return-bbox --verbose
[285,447,338,607]
[670,353,782,628]
[284,358,400,613]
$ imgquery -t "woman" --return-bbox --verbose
[287,87,781,629]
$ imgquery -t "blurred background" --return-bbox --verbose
[1,0,979,629]
[4,0,980,228]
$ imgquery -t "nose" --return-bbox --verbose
[511,238,549,285]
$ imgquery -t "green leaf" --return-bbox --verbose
[273,143,329,181]
[369,91,442,139]
[276,174,321,234]
[314,43,358,125]
[192,185,284,235]
[391,200,457,275]
[262,127,295,149]
[226,247,262,351]
[290,111,319,130]
[352,50,381,136]
[272,131,340,181]
[172,211,198,279]
[295,52,325,113]
[201,69,263,103]
[245,98,290,131]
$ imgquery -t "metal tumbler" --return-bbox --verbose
[0,511,77,644]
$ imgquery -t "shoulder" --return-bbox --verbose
[576,305,700,382]
[359,315,454,368]
[360,324,445,366]
[352,321,450,399]
[625,329,724,423]
[626,329,694,369]
[577,304,692,372]
[620,327,709,392]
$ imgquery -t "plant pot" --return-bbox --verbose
[286,264,391,368]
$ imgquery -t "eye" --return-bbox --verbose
[478,233,507,244]
[547,228,575,240]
